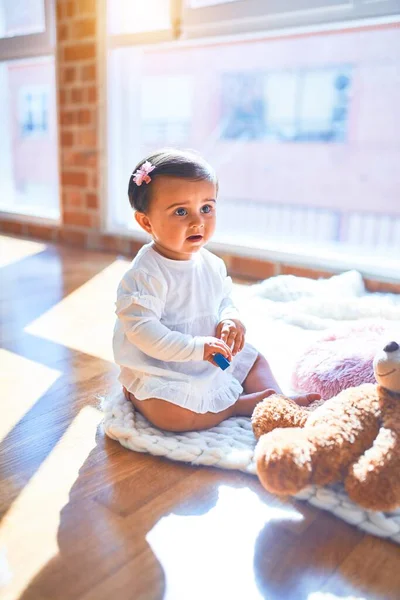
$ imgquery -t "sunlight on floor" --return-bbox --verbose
[0,405,102,600]
[0,349,61,443]
[25,259,130,363]
[146,485,303,600]
[0,235,46,268]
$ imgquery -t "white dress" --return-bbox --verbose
[113,243,258,414]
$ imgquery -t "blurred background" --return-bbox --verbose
[0,0,399,280]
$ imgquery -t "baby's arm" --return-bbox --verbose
[217,262,246,355]
[219,277,240,322]
[116,270,231,363]
[118,300,230,362]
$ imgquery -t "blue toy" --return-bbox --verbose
[213,353,230,370]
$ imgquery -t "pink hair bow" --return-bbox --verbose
[132,161,155,186]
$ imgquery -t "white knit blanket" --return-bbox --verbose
[102,270,400,544]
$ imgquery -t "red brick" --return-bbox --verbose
[98,235,131,255]
[56,3,64,22]
[97,234,115,251]
[64,190,82,207]
[0,221,24,235]
[91,171,98,189]
[63,210,92,227]
[229,256,277,281]
[75,129,97,148]
[71,18,96,39]
[26,224,56,241]
[60,110,77,125]
[64,150,97,168]
[61,131,74,146]
[57,23,69,42]
[81,64,96,81]
[71,88,84,103]
[76,0,96,15]
[86,152,97,167]
[58,228,88,247]
[61,171,88,187]
[86,193,98,209]
[365,279,400,294]
[62,66,76,84]
[280,264,336,279]
[62,150,74,166]
[59,89,67,106]
[87,85,96,103]
[78,109,91,124]
[65,1,75,18]
[64,43,95,62]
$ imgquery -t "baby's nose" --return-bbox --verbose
[383,341,400,353]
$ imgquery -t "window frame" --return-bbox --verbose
[180,0,400,39]
[0,0,60,224]
[0,0,55,61]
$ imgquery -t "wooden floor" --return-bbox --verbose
[1,234,400,600]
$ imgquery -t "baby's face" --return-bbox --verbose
[138,176,217,261]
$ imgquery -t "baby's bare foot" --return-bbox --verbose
[235,389,276,416]
[290,392,321,407]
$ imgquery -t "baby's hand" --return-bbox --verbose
[203,337,232,367]
[216,319,246,356]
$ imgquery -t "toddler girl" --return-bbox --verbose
[113,149,319,432]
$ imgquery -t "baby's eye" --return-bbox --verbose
[201,204,213,214]
[175,207,187,216]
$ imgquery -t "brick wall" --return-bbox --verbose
[0,5,398,293]
[57,0,100,233]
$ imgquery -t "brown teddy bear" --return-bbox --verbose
[252,340,400,512]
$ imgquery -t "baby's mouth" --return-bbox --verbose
[187,234,203,242]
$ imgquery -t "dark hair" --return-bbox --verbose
[128,148,218,213]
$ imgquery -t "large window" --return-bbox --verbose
[106,1,400,275]
[0,0,59,220]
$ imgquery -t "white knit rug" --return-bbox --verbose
[102,270,400,544]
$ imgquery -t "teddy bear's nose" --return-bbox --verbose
[384,341,400,353]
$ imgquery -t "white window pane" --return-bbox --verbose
[264,72,298,129]
[141,75,193,144]
[0,57,59,219]
[107,0,172,35]
[0,0,45,38]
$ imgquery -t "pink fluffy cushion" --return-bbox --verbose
[291,322,392,400]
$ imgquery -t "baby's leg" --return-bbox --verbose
[241,353,320,407]
[124,388,238,432]
[242,353,283,395]
[122,352,320,433]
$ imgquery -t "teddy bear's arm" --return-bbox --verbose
[345,395,400,512]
